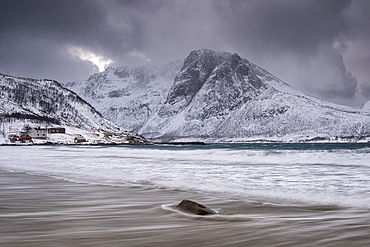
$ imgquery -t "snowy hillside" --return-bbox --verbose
[0,73,147,144]
[65,49,370,142]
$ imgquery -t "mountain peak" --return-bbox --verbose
[158,49,265,118]
[64,49,370,142]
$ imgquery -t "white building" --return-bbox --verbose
[28,127,47,139]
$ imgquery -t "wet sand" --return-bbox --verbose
[1,169,370,247]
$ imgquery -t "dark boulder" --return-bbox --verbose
[177,200,216,215]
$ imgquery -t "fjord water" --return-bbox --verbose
[1,143,370,246]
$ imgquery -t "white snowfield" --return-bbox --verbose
[64,49,370,143]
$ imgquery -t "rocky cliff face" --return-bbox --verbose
[65,49,370,142]
[0,73,121,133]
[158,50,264,119]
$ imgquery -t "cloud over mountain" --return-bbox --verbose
[1,0,370,107]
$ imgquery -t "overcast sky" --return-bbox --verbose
[1,0,370,107]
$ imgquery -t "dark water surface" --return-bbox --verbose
[1,144,370,246]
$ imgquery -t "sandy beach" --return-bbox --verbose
[1,168,370,247]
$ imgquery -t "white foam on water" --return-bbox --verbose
[1,144,370,209]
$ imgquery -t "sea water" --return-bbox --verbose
[1,143,370,246]
[1,143,370,209]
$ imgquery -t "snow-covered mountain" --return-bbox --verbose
[0,73,121,131]
[65,60,183,133]
[65,49,370,142]
[0,73,149,144]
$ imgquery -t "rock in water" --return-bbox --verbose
[177,200,216,215]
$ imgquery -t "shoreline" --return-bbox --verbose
[1,140,370,147]
[1,163,370,246]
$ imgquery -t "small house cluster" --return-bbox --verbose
[8,126,66,143]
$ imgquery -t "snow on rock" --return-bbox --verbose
[64,49,370,143]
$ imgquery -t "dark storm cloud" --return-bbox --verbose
[213,0,351,55]
[0,0,105,81]
[0,0,104,34]
[211,0,359,104]
[343,0,370,101]
[0,0,369,106]
[0,0,149,81]
[0,0,116,53]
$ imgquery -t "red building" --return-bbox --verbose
[9,134,32,143]
[20,134,32,142]
[9,136,22,143]
[48,128,66,134]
